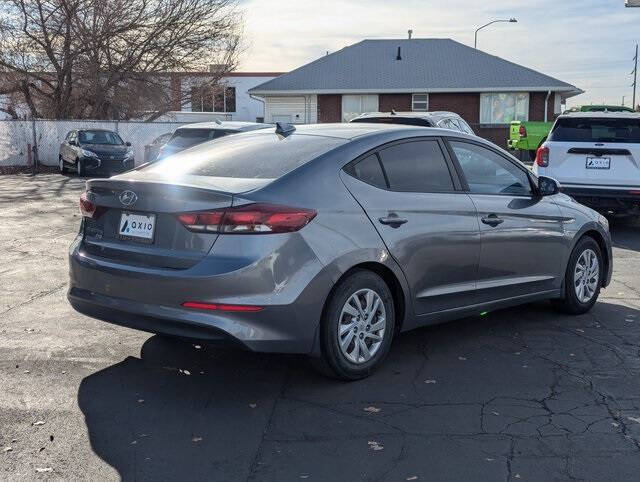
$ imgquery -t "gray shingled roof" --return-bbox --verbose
[249,39,580,95]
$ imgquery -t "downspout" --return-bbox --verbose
[544,90,551,122]
[249,94,266,122]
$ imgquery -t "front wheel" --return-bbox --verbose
[312,270,395,380]
[76,158,84,176]
[58,156,67,173]
[553,236,603,314]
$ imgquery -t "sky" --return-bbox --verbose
[239,0,640,108]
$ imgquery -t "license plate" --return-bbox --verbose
[586,156,610,169]
[119,212,155,242]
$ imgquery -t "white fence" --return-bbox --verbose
[0,119,196,167]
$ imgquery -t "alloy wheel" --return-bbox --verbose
[337,288,386,364]
[574,248,599,303]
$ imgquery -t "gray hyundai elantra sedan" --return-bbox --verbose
[68,123,612,380]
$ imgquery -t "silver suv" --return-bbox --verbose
[350,111,475,135]
[534,112,640,216]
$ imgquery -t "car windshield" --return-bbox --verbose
[166,128,225,148]
[549,117,640,143]
[78,130,124,145]
[141,132,346,179]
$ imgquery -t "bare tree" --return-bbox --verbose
[0,0,242,119]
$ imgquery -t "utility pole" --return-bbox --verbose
[633,44,638,110]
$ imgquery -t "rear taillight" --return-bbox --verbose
[79,191,96,217]
[536,145,549,167]
[177,203,317,234]
[518,125,527,137]
[79,191,106,219]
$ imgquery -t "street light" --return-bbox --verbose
[474,18,517,49]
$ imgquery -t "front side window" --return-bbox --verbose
[377,140,454,192]
[412,94,429,111]
[480,93,529,124]
[450,141,532,196]
[342,95,379,122]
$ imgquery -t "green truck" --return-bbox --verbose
[507,105,636,162]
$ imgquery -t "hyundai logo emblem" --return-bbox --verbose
[119,190,138,206]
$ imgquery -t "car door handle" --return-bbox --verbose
[379,216,408,226]
[481,214,504,227]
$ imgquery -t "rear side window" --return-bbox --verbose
[549,117,640,143]
[143,133,346,179]
[352,154,387,189]
[377,140,454,192]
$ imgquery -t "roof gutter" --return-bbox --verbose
[248,86,582,96]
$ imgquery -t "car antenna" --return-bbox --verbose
[391,109,397,115]
[275,122,296,138]
[215,118,223,125]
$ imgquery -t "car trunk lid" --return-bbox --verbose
[82,174,272,269]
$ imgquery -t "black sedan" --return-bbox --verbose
[59,129,134,176]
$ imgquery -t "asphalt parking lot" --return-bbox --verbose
[1,173,640,481]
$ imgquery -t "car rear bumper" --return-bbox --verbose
[67,233,332,354]
[560,184,640,213]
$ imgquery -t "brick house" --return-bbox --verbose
[248,39,582,148]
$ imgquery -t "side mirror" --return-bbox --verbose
[69,140,77,146]
[125,141,132,147]
[538,176,560,196]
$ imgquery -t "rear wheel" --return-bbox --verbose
[312,270,395,380]
[553,236,602,314]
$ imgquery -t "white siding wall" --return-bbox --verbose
[263,95,317,124]
[182,75,278,122]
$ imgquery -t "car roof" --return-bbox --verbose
[559,111,640,119]
[77,128,118,132]
[176,121,272,131]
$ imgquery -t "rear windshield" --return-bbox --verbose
[351,117,432,127]
[142,132,346,179]
[549,117,640,143]
[166,128,227,148]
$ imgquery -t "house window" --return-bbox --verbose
[480,93,529,124]
[412,94,429,111]
[342,95,379,122]
[191,86,236,113]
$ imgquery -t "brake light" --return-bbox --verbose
[177,203,317,234]
[536,145,549,167]
[518,125,527,137]
[79,191,96,217]
[182,301,263,312]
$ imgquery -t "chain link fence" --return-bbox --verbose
[0,119,201,167]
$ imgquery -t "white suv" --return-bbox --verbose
[534,112,640,216]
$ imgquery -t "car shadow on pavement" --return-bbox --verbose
[78,299,640,481]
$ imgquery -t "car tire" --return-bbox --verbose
[312,269,395,380]
[553,236,603,315]
[76,158,84,176]
[58,156,67,173]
